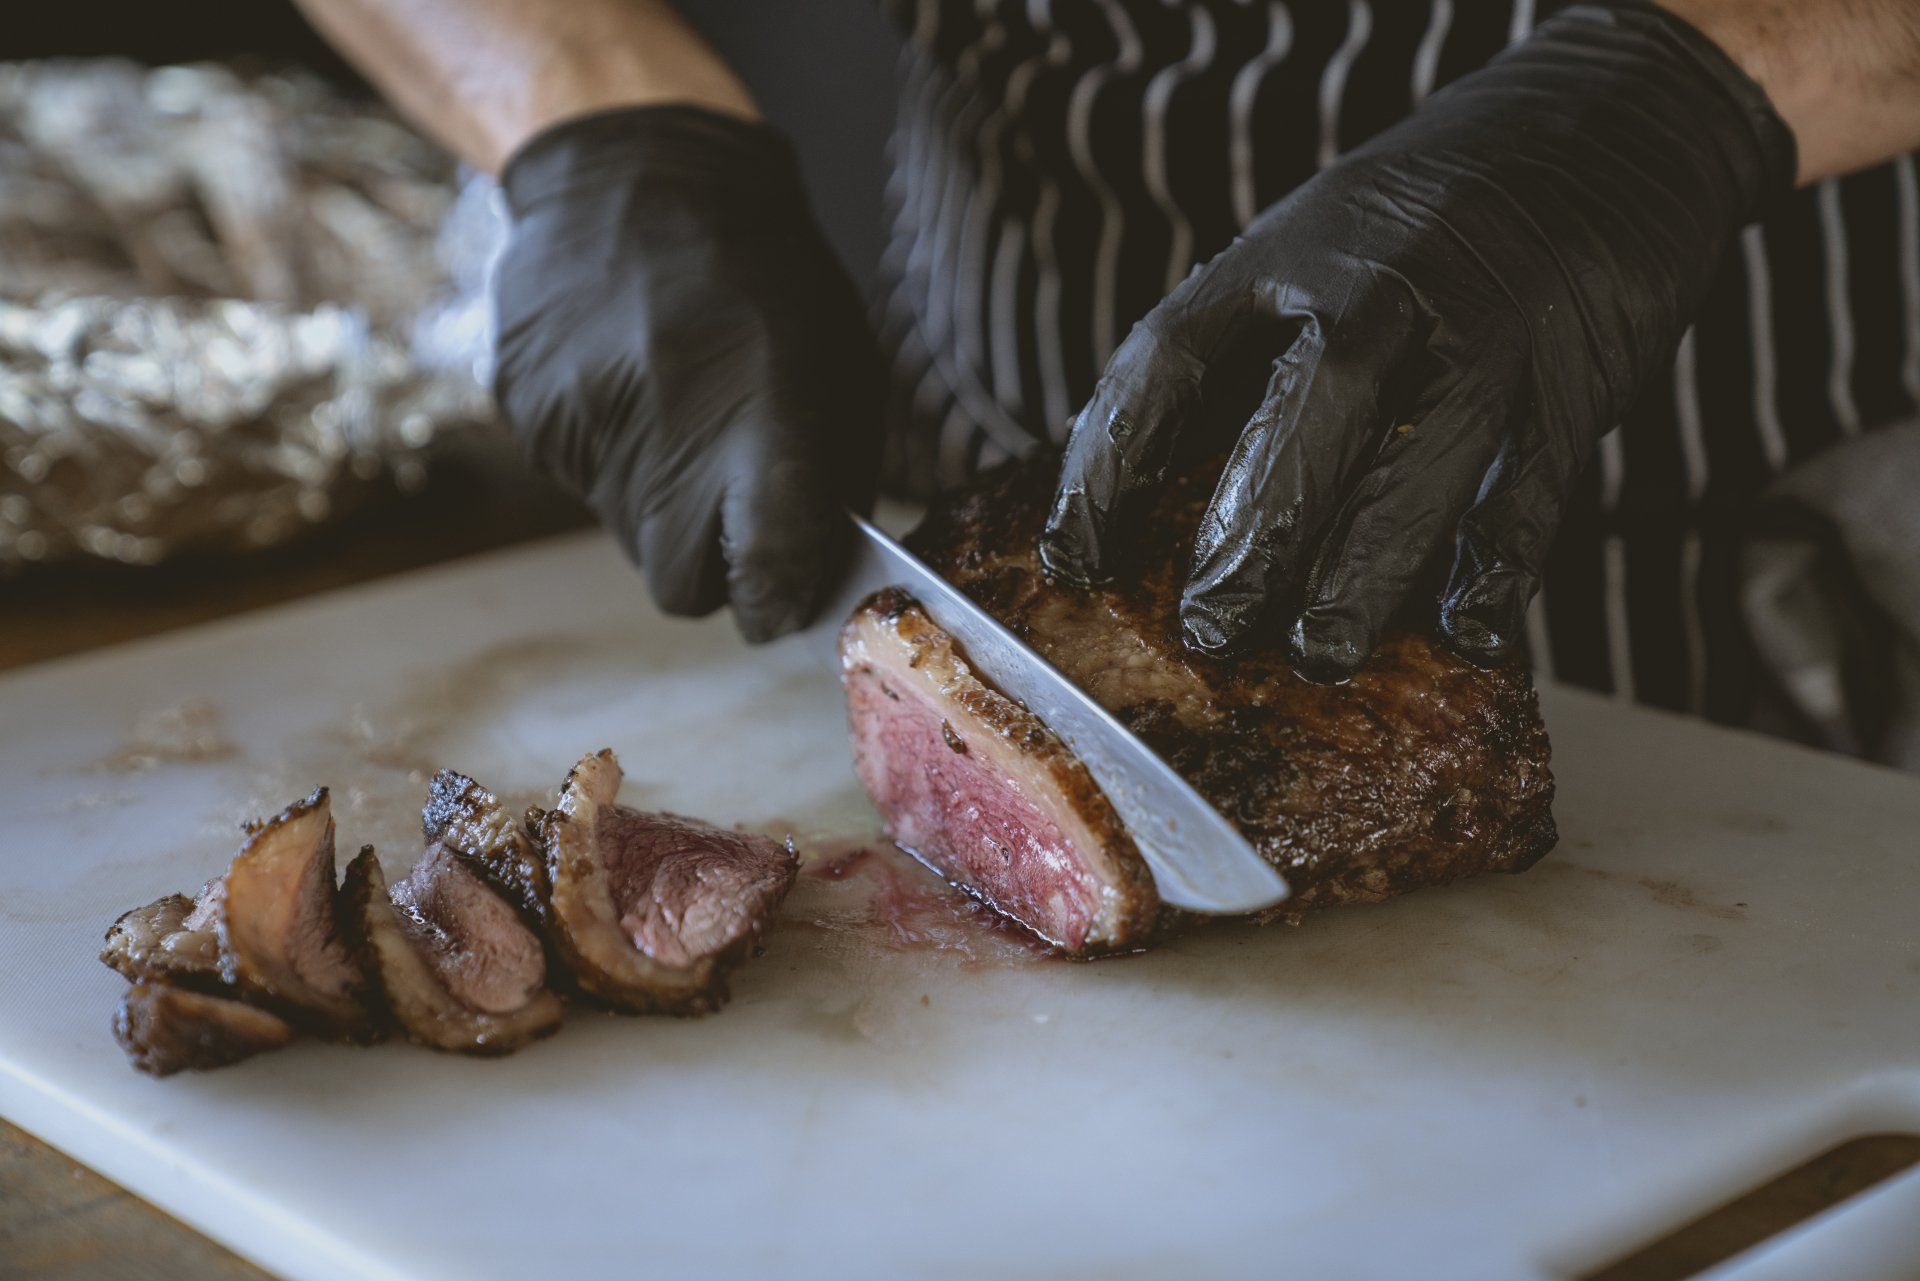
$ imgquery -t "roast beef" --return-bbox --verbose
[841,453,1557,953]
[341,842,564,1055]
[103,759,806,1074]
[213,788,375,1038]
[112,981,295,1077]
[101,884,225,994]
[843,592,1157,954]
[541,750,798,1014]
[423,768,551,931]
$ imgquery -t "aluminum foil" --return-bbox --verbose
[0,60,503,570]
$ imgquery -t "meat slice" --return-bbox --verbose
[215,788,373,1039]
[100,882,225,993]
[542,750,797,1014]
[841,452,1557,951]
[423,768,549,931]
[112,982,295,1077]
[842,590,1158,954]
[341,843,563,1055]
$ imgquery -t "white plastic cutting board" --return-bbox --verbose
[2,532,1918,1281]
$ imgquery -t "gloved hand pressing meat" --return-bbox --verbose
[1039,2,1795,681]
[494,105,883,642]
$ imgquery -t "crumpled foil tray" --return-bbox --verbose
[0,60,504,570]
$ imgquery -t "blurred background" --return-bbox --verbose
[11,1,899,282]
[0,0,897,666]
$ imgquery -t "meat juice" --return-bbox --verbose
[795,839,1055,967]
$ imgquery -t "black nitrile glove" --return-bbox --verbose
[494,105,883,642]
[1040,3,1795,681]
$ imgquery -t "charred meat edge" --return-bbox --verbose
[423,768,580,998]
[113,981,295,1077]
[101,889,226,995]
[541,749,795,1016]
[424,768,551,930]
[215,787,375,1040]
[842,590,1159,955]
[901,452,1558,923]
[340,847,564,1056]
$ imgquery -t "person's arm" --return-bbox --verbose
[1041,1,1920,683]
[290,0,759,170]
[293,0,884,641]
[1663,0,1920,183]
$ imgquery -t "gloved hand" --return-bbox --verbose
[1040,3,1795,681]
[494,105,882,642]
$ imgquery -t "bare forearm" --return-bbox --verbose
[291,0,758,172]
[1659,0,1920,183]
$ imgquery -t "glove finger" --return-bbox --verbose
[719,428,846,644]
[1040,319,1207,585]
[636,489,729,620]
[1179,320,1410,657]
[1038,240,1277,587]
[1439,413,1589,667]
[1287,375,1515,683]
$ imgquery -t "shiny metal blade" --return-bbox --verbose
[818,514,1290,914]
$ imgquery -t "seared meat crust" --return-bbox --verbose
[112,982,295,1077]
[902,453,1558,927]
[341,846,564,1056]
[101,889,225,994]
[424,768,551,932]
[542,750,798,1015]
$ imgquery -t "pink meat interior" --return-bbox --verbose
[391,844,546,1015]
[594,809,792,969]
[286,827,361,1001]
[845,662,1100,952]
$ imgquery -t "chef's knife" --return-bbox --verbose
[818,514,1290,915]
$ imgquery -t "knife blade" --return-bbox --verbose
[817,513,1290,915]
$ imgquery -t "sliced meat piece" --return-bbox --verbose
[542,750,797,1015]
[840,452,1557,952]
[341,843,563,1055]
[215,788,373,1039]
[112,981,295,1077]
[100,881,225,993]
[841,590,1157,955]
[423,768,549,930]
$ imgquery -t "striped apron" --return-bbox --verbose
[871,0,1920,727]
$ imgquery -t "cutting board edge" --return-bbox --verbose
[0,1060,415,1281]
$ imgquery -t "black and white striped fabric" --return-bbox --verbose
[869,0,1920,728]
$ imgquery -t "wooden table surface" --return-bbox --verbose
[1,449,1913,1280]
